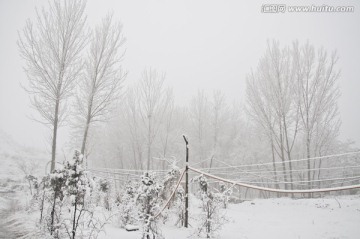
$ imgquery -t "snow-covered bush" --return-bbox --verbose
[161,165,181,204]
[114,160,185,234]
[47,169,67,237]
[171,185,185,227]
[219,182,232,209]
[61,150,93,238]
[136,172,164,239]
[161,163,185,226]
[30,150,112,239]
[117,181,139,227]
[91,177,113,210]
[193,175,227,238]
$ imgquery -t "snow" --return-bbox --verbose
[125,224,139,231]
[221,196,360,239]
[98,195,360,239]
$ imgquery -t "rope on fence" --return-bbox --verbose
[188,166,360,194]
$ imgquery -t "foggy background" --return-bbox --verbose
[0,0,359,151]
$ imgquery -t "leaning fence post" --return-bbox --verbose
[183,135,189,228]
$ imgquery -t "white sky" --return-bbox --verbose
[0,0,359,150]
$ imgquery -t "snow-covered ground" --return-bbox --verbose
[99,195,360,239]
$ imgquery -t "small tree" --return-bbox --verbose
[47,169,67,236]
[62,150,92,239]
[136,172,164,239]
[118,181,139,227]
[193,175,227,238]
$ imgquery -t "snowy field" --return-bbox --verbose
[1,1,360,239]
[99,196,360,239]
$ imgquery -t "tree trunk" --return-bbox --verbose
[50,100,60,172]
[270,140,280,198]
[50,191,58,235]
[306,131,312,198]
[162,133,169,170]
[208,155,215,173]
[279,121,288,191]
[147,116,151,170]
[283,117,294,193]
[317,158,323,187]
[72,200,77,239]
[81,116,91,156]
[40,188,45,223]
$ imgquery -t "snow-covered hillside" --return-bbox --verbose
[0,129,47,180]
[100,196,360,239]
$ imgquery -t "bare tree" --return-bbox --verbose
[292,41,341,186]
[246,69,282,189]
[137,68,172,170]
[209,90,228,170]
[159,89,175,168]
[246,40,341,194]
[189,90,209,166]
[124,88,145,170]
[75,14,126,157]
[18,0,88,172]
[246,41,299,190]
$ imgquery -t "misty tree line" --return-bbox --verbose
[87,39,354,192]
[18,0,354,188]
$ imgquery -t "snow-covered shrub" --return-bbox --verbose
[29,150,112,238]
[96,178,114,211]
[136,172,164,239]
[219,182,232,209]
[193,175,227,238]
[117,181,139,228]
[161,163,185,226]
[91,177,112,210]
[161,165,181,204]
[61,150,93,238]
[47,168,67,237]
[172,185,185,227]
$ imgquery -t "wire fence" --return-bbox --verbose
[87,150,360,198]
[86,151,360,220]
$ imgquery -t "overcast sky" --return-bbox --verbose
[0,0,359,150]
